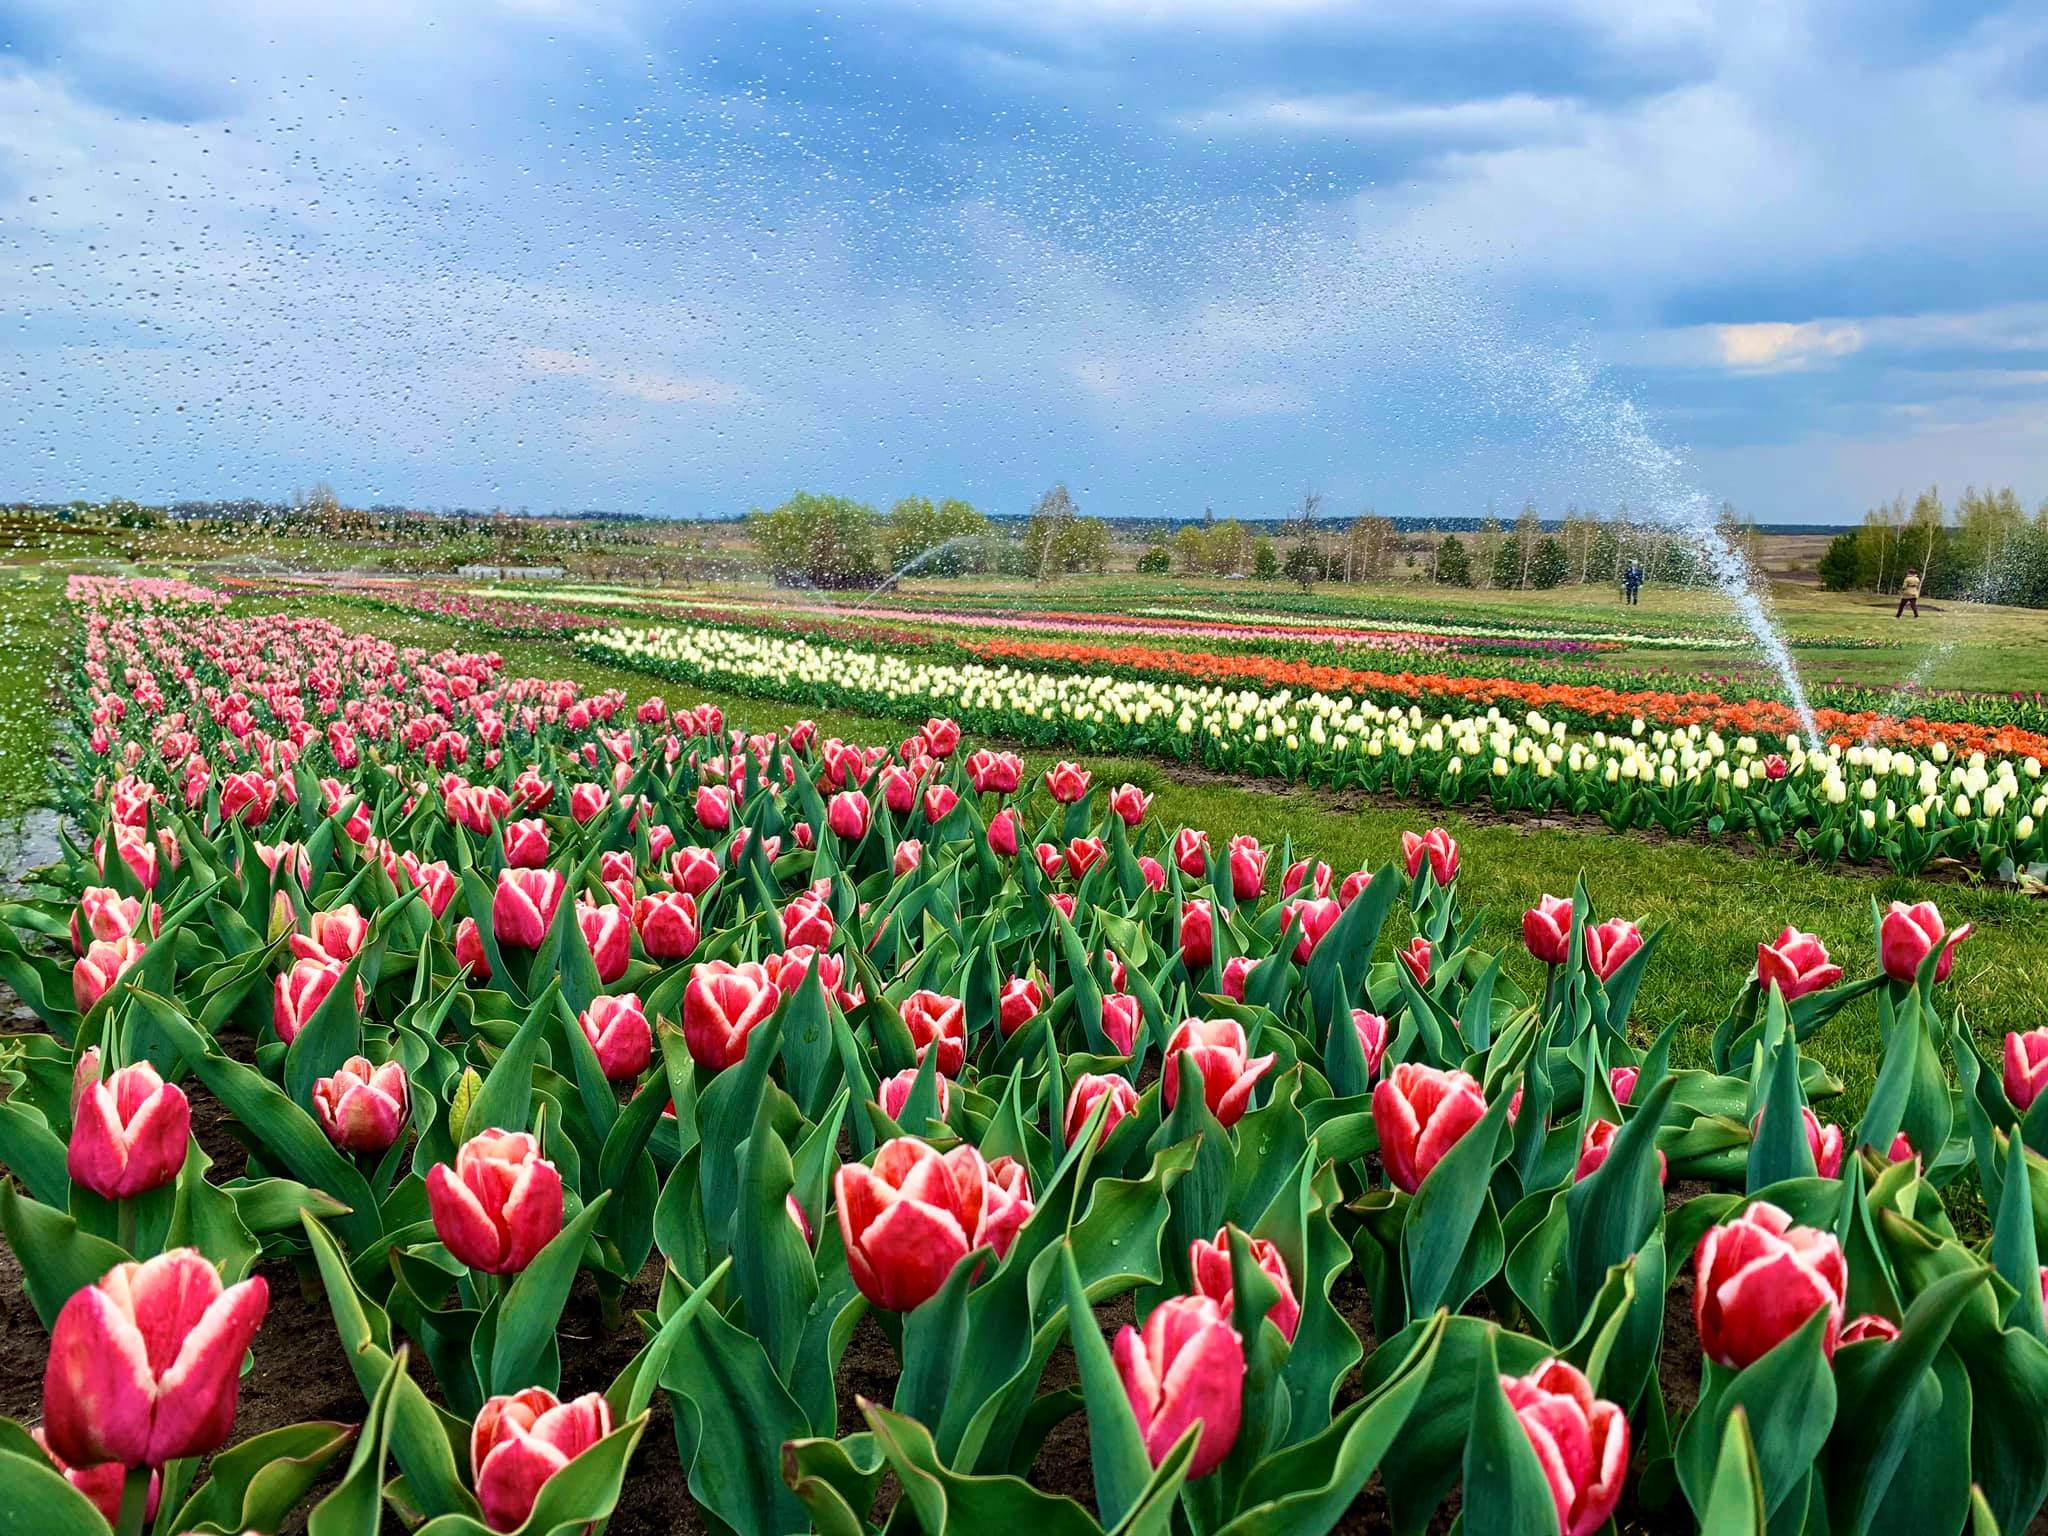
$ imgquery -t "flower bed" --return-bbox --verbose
[580,622,2048,878]
[4,581,2046,1536]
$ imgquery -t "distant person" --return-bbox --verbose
[1622,561,1643,605]
[1895,567,1921,619]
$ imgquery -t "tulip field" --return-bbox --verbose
[7,575,2048,1536]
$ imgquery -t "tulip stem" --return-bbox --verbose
[114,1466,152,1536]
[117,1197,137,1258]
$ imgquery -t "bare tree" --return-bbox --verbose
[1289,488,1323,591]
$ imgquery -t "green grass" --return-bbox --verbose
[0,567,66,819]
[264,588,2048,1121]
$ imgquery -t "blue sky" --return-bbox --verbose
[3,0,2046,525]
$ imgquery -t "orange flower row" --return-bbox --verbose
[962,635,2048,762]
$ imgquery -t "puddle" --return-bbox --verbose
[0,806,63,897]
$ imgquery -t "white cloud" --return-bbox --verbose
[1175,91,1582,145]
[520,349,754,407]
[1714,321,1863,371]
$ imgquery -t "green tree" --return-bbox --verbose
[1529,535,1569,590]
[1435,534,1473,587]
[749,491,882,588]
[884,496,991,576]
[1135,546,1171,574]
[1817,532,1862,591]
[1251,539,1279,579]
[1491,534,1523,590]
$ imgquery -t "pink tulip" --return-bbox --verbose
[1694,1201,1846,1368]
[71,887,147,954]
[633,890,699,961]
[827,790,871,841]
[1879,900,1971,984]
[1351,1010,1390,1079]
[836,1137,994,1311]
[274,955,352,1044]
[1044,761,1091,803]
[501,818,550,869]
[987,807,1022,857]
[2004,1029,2048,1111]
[1500,1358,1629,1536]
[922,784,959,824]
[669,845,721,897]
[409,857,458,918]
[455,916,491,979]
[1221,955,1256,1002]
[1138,855,1167,891]
[1102,993,1143,1056]
[1284,897,1340,962]
[1065,1072,1139,1146]
[1887,1131,1916,1164]
[921,717,961,757]
[1227,836,1267,900]
[1109,784,1152,826]
[1190,1227,1300,1341]
[1282,858,1332,899]
[73,935,146,1013]
[42,1248,269,1467]
[312,1056,408,1155]
[1608,1066,1638,1105]
[1066,836,1106,878]
[578,994,652,1081]
[568,783,609,824]
[683,960,779,1071]
[980,1155,1035,1260]
[427,1129,565,1275]
[576,900,630,985]
[1574,1119,1665,1185]
[880,766,917,815]
[1583,919,1643,982]
[291,903,369,966]
[31,1429,159,1526]
[900,990,966,1076]
[998,976,1046,1037]
[966,749,1022,794]
[1162,1017,1275,1128]
[1756,926,1842,1001]
[1174,827,1210,877]
[1522,894,1574,965]
[68,1063,189,1200]
[471,1388,613,1532]
[780,892,835,949]
[1396,936,1433,988]
[879,1067,952,1124]
[1400,827,1460,886]
[1180,899,1214,967]
[1372,1063,1488,1194]
[492,867,564,949]
[893,839,924,878]
[1034,842,1066,882]
[693,783,732,831]
[1841,1313,1900,1345]
[1113,1295,1244,1478]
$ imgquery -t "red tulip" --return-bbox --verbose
[1109,783,1152,826]
[980,1155,1035,1260]
[492,867,564,949]
[827,790,871,841]
[1180,899,1214,967]
[1886,1131,1916,1164]
[578,994,652,1081]
[1066,836,1106,878]
[568,782,609,824]
[1190,1227,1300,1341]
[1879,900,1971,984]
[1034,842,1067,881]
[1174,827,1210,877]
[471,1388,613,1533]
[2005,1029,2048,1111]
[694,783,732,831]
[634,890,699,961]
[923,784,959,824]
[501,818,550,869]
[966,749,1022,794]
[1841,1313,1900,1345]
[1351,1009,1389,1079]
[1044,761,1092,804]
[409,857,458,918]
[576,900,630,985]
[1162,1017,1275,1128]
[291,903,369,966]
[879,1067,952,1124]
[455,916,491,979]
[71,886,146,954]
[1227,835,1266,900]
[427,1129,565,1275]
[1113,1295,1244,1478]
[762,944,851,1007]
[987,806,1022,856]
[274,955,352,1044]
[1337,868,1371,907]
[835,1136,992,1311]
[69,1062,189,1200]
[1763,753,1789,780]
[1050,892,1077,919]
[683,960,779,1070]
[1522,894,1574,965]
[893,839,924,878]
[998,976,1046,1037]
[1221,955,1256,1002]
[42,1248,268,1467]
[1756,926,1842,1001]
[1372,1063,1488,1194]
[1751,1105,1842,1178]
[1101,992,1142,1055]
[1584,919,1643,982]
[1575,1118,1665,1185]
[73,935,145,1013]
[218,770,275,827]
[1065,1072,1138,1146]
[1500,1358,1629,1536]
[900,990,966,1076]
[1396,935,1433,988]
[312,1056,409,1154]
[1138,855,1167,891]
[780,892,835,948]
[669,845,721,897]
[31,1429,159,1526]
[921,717,961,757]
[1284,897,1340,961]
[1693,1201,1846,1368]
[1400,827,1460,886]
[1608,1066,1639,1105]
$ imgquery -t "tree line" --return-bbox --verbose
[748,486,1112,589]
[1818,486,2048,606]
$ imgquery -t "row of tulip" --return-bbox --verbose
[578,621,2048,878]
[6,582,2048,1536]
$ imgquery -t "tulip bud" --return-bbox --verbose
[1693,1201,1846,1368]
[68,1062,190,1199]
[578,994,652,1081]
[42,1249,269,1467]
[1756,926,1842,1001]
[1064,1072,1138,1146]
[1227,835,1267,900]
[313,1055,410,1154]
[1500,1359,1629,1536]
[780,892,835,948]
[1574,1118,1665,1185]
[1101,992,1142,1055]
[1108,783,1152,826]
[1137,855,1167,891]
[1283,897,1340,962]
[669,844,721,897]
[1220,955,1256,1003]
[1841,1313,1900,1345]
[878,1066,952,1124]
[31,1430,160,1527]
[1351,1010,1390,1080]
[274,954,353,1044]
[1161,1017,1275,1128]
[683,960,778,1070]
[73,935,146,1013]
[501,817,550,869]
[633,890,699,962]
[2005,1029,2048,1111]
[1399,827,1460,886]
[1372,1062,1487,1193]
[454,916,491,978]
[1396,935,1433,988]
[1190,1227,1300,1341]
[987,806,1022,857]
[1878,899,1971,984]
[1180,899,1214,968]
[836,1137,993,1311]
[694,783,733,831]
[471,1388,613,1532]
[998,976,1045,1038]
[826,790,872,841]
[1522,894,1573,965]
[575,900,631,985]
[427,1129,565,1275]
[900,990,966,1076]
[1173,827,1210,877]
[1044,761,1091,803]
[492,867,564,950]
[1583,918,1643,982]
[1113,1295,1244,1478]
